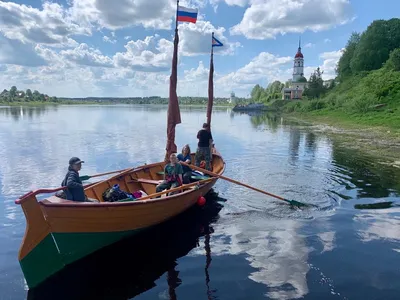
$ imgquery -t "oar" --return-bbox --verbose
[79,168,131,181]
[181,162,313,208]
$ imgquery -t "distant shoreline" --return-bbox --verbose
[0,101,236,108]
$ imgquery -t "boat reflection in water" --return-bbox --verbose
[27,192,224,300]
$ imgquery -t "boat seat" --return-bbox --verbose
[41,196,99,205]
[129,178,163,185]
[41,196,81,205]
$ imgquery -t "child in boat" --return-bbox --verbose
[61,157,86,202]
[60,157,99,202]
[177,144,192,184]
[156,153,183,196]
[195,123,213,171]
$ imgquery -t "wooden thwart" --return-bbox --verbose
[128,178,163,185]
[137,178,214,201]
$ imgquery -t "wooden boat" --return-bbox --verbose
[26,191,223,300]
[15,2,225,290]
[15,154,225,289]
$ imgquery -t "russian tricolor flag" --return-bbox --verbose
[177,5,198,23]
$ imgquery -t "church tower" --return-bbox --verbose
[292,38,304,82]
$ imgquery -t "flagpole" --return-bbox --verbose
[165,0,181,162]
[176,0,179,31]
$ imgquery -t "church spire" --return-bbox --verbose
[298,36,301,50]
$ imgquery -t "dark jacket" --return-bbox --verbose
[61,167,85,201]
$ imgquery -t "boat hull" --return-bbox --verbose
[16,153,224,289]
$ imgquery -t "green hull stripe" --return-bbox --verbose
[20,234,65,289]
[20,229,142,289]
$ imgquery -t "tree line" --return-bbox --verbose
[0,86,246,105]
[0,86,58,103]
[336,18,400,78]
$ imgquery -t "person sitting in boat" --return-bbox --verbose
[156,153,183,196]
[195,123,213,171]
[177,144,192,184]
[60,157,98,202]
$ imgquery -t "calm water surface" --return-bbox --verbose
[0,105,399,300]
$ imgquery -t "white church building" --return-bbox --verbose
[282,40,308,100]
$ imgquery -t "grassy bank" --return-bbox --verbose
[279,67,400,132]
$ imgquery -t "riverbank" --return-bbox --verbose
[284,111,400,168]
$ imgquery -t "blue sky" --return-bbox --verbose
[0,0,399,98]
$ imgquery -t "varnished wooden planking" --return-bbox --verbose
[17,153,223,260]
[18,198,53,260]
[45,187,211,233]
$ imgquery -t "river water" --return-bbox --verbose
[0,105,399,300]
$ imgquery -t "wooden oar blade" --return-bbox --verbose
[287,199,317,208]
[354,201,395,209]
[79,175,91,181]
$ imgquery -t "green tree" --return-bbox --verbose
[304,67,326,98]
[26,89,33,100]
[33,90,40,101]
[250,84,263,102]
[337,32,361,80]
[385,48,400,71]
[10,86,17,100]
[265,81,284,102]
[350,18,400,73]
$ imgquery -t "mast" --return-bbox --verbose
[165,0,182,162]
[206,32,214,129]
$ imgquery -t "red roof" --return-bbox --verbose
[295,51,303,58]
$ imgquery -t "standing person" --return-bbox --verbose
[156,153,183,196]
[195,123,213,170]
[61,157,86,202]
[177,144,192,184]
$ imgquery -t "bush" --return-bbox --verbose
[385,48,400,71]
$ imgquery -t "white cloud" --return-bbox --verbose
[60,43,114,68]
[103,35,116,44]
[304,43,314,48]
[210,0,249,8]
[216,52,292,94]
[0,0,346,99]
[324,38,332,43]
[68,0,175,30]
[0,1,88,46]
[303,49,343,79]
[179,20,241,56]
[183,61,209,82]
[230,0,353,39]
[113,35,173,71]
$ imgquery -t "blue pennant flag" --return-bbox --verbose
[212,36,223,47]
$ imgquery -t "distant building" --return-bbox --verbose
[282,39,308,100]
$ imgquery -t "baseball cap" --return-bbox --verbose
[69,157,85,165]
